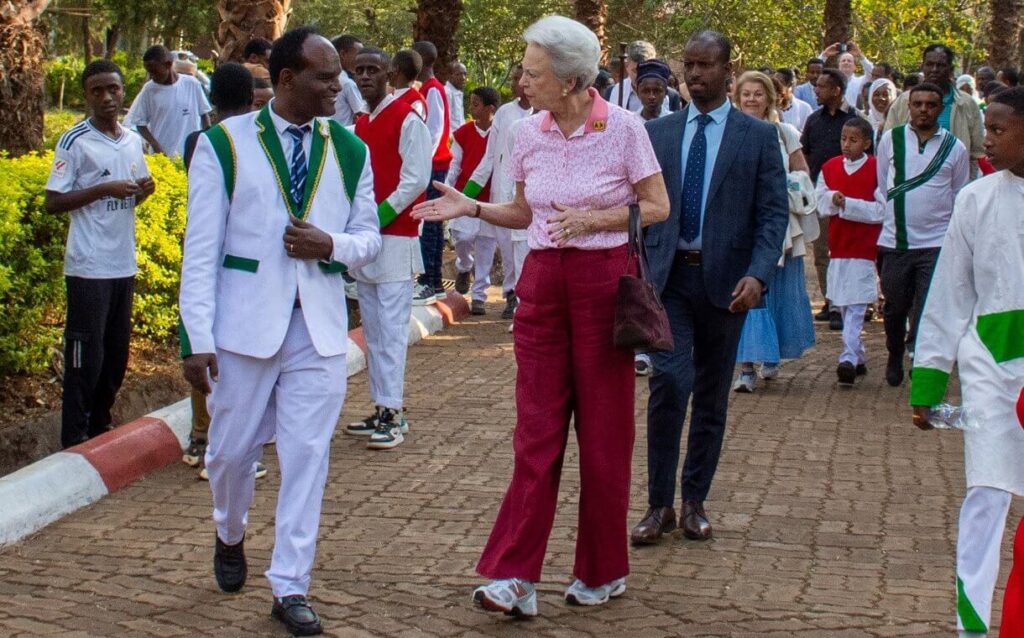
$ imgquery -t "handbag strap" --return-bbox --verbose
[626,203,652,281]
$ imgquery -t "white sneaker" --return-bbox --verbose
[472,579,537,617]
[759,362,780,380]
[344,280,359,300]
[564,577,626,606]
[733,369,756,393]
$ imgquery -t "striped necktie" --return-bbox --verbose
[286,125,310,209]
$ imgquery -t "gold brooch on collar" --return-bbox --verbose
[592,120,606,132]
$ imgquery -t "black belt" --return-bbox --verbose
[677,250,702,266]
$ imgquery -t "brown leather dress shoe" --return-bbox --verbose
[681,500,712,540]
[630,506,677,545]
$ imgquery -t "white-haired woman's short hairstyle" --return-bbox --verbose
[523,16,600,93]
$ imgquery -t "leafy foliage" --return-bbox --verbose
[0,149,188,377]
[44,51,149,111]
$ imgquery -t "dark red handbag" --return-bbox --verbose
[613,204,675,353]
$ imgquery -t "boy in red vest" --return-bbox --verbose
[412,40,452,303]
[347,48,432,449]
[392,49,428,124]
[814,117,883,386]
[446,87,500,314]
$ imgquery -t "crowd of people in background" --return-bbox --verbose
[41,16,1023,637]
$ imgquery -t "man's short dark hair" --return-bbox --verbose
[471,86,500,108]
[209,62,254,111]
[910,81,945,100]
[904,72,923,89]
[82,59,124,87]
[923,44,955,66]
[686,30,731,65]
[842,116,874,140]
[1001,66,1021,87]
[983,80,1008,99]
[819,67,847,92]
[875,62,894,77]
[991,86,1024,114]
[269,26,320,86]
[142,45,171,63]
[331,34,362,53]
[243,38,272,60]
[411,41,437,68]
[253,77,272,90]
[390,49,420,81]
[775,67,795,86]
[807,57,824,68]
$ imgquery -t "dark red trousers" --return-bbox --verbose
[476,246,636,586]
[1002,517,1024,637]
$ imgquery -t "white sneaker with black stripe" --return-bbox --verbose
[367,408,404,450]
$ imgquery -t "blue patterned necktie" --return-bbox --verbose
[286,125,310,209]
[680,113,712,242]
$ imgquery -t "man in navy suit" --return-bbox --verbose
[630,31,789,544]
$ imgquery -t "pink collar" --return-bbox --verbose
[539,87,610,135]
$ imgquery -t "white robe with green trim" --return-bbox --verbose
[911,170,1024,495]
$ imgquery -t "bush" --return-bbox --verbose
[44,52,150,111]
[0,151,188,377]
[43,110,83,150]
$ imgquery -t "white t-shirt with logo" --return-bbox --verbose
[125,74,211,157]
[46,120,150,279]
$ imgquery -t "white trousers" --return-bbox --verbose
[205,309,346,597]
[453,229,498,303]
[839,304,867,365]
[957,485,1013,636]
[357,280,412,409]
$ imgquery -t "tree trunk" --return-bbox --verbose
[81,15,92,63]
[216,0,291,63]
[575,0,608,61]
[989,0,1023,69]
[104,23,120,59]
[822,0,851,61]
[413,0,463,83]
[0,0,51,156]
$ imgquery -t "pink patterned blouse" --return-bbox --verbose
[510,87,663,251]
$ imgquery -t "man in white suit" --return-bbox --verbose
[178,27,380,636]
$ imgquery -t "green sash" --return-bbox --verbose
[887,126,958,250]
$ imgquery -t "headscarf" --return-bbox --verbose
[957,74,977,96]
[867,78,898,132]
[636,59,671,86]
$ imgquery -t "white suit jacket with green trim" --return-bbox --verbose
[179,109,381,360]
[910,170,1024,495]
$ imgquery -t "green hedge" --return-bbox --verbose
[0,150,187,377]
[44,52,149,111]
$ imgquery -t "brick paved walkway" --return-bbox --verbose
[1,292,1020,637]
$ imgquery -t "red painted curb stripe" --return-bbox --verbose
[348,326,368,355]
[67,417,181,493]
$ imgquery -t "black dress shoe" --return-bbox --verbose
[856,363,868,376]
[828,311,843,331]
[630,506,677,545]
[272,595,323,636]
[454,271,471,294]
[814,303,830,322]
[885,353,904,387]
[214,534,247,593]
[836,362,856,386]
[681,500,712,541]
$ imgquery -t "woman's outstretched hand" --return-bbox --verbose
[412,181,476,222]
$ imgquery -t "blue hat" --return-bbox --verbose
[636,59,671,86]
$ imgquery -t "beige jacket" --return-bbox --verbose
[884,86,984,178]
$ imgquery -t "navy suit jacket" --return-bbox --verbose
[643,106,790,309]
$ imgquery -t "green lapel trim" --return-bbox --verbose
[222,254,259,273]
[378,200,398,228]
[909,367,950,407]
[888,130,957,201]
[957,576,988,633]
[463,180,484,199]
[254,106,328,220]
[891,126,909,250]
[977,309,1024,363]
[178,317,193,358]
[204,124,236,201]
[318,260,347,274]
[326,119,367,202]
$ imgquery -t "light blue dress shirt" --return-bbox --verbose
[677,99,732,250]
[794,82,820,109]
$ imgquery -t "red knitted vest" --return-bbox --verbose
[821,155,882,260]
[396,87,428,122]
[354,100,425,238]
[421,77,452,170]
[452,122,491,201]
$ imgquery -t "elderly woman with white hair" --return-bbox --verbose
[414,15,669,616]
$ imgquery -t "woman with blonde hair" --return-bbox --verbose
[414,15,669,615]
[731,71,817,392]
